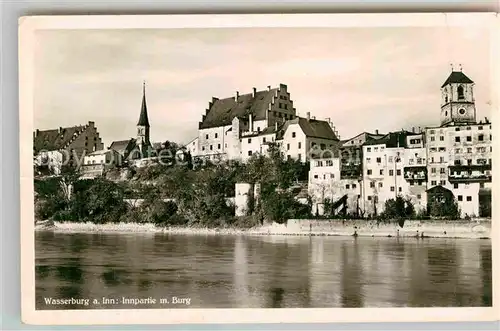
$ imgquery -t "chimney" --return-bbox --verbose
[312,116,316,120]
[306,112,311,121]
[412,127,415,133]
[249,114,254,132]
[34,129,39,138]
[235,91,239,101]
[375,129,379,135]
[267,85,271,91]
[252,87,256,98]
[275,121,278,131]
[58,127,63,134]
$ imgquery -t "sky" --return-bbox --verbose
[34,27,493,147]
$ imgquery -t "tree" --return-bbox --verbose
[428,198,461,219]
[382,196,415,224]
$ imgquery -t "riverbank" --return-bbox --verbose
[35,218,492,239]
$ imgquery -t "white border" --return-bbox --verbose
[19,13,500,325]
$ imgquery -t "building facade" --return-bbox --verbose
[33,121,105,169]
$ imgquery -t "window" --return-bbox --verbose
[440,168,445,174]
[431,167,436,173]
[457,85,464,100]
[396,169,401,176]
[440,180,446,185]
[417,194,422,199]
[217,144,221,149]
[467,159,472,165]
[380,169,384,175]
[314,175,318,179]
[439,147,446,152]
[455,137,460,142]
[287,144,290,151]
[329,173,334,178]
[478,126,483,130]
[440,156,445,163]
[466,136,472,142]
[352,184,357,189]
[210,145,213,150]
[202,146,205,151]
[326,160,333,166]
[431,137,435,142]
[466,147,472,153]
[374,147,378,152]
[376,157,382,163]
[458,195,463,201]
[430,129,435,134]
[440,136,444,141]
[390,186,395,192]
[466,196,472,202]
[367,147,371,152]
[399,187,402,192]
[378,182,383,188]
[257,127,261,132]
[388,156,393,163]
[205,134,209,139]
[320,144,326,150]
[298,142,301,149]
[367,196,372,201]
[215,133,218,138]
[370,181,375,188]
[409,159,414,165]
[292,132,296,138]
[455,148,461,153]
[454,159,461,165]
[455,127,460,131]
[454,183,459,189]
[431,180,437,185]
[298,154,302,161]
[480,183,485,188]
[478,134,484,141]
[466,126,471,130]
[389,169,394,176]
[346,184,350,189]
[263,137,266,143]
[366,158,371,163]
[248,151,252,156]
[367,169,372,175]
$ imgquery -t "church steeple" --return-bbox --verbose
[137,81,150,127]
[136,81,151,151]
[440,66,476,127]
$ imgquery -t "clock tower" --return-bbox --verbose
[440,67,476,127]
[136,81,151,155]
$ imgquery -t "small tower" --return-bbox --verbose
[440,66,476,126]
[136,81,151,156]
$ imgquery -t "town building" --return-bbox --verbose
[33,121,105,170]
[81,149,122,178]
[307,68,492,219]
[109,82,155,163]
[190,84,340,163]
[425,69,492,217]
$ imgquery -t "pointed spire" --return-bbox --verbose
[137,81,150,127]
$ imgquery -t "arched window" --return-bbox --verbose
[457,85,464,100]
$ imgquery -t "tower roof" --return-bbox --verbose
[137,82,150,127]
[441,71,474,88]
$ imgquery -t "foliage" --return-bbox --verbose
[427,198,461,219]
[381,196,416,225]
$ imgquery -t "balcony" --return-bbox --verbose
[340,163,362,179]
[448,164,492,183]
[403,166,427,181]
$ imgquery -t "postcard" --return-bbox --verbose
[19,13,499,325]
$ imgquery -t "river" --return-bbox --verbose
[35,231,492,309]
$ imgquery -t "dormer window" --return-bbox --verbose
[457,85,465,100]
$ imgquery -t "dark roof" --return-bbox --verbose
[137,84,150,126]
[363,131,420,148]
[109,139,135,153]
[33,125,88,153]
[441,71,474,88]
[342,132,386,146]
[199,87,280,129]
[279,117,339,140]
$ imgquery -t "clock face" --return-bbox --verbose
[459,108,466,115]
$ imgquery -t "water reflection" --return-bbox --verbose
[35,232,492,309]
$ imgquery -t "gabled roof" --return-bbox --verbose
[280,117,339,140]
[33,124,88,153]
[363,130,420,148]
[137,83,150,126]
[109,139,135,153]
[341,131,385,146]
[441,71,474,88]
[199,87,281,129]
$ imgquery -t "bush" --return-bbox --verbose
[381,196,415,224]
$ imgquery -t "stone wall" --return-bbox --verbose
[283,218,491,239]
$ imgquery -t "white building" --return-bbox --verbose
[81,149,122,178]
[189,84,340,163]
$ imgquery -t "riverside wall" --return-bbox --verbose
[282,219,492,239]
